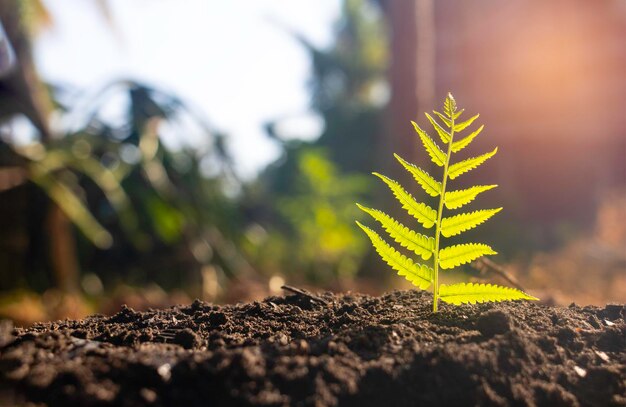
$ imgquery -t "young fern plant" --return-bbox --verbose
[356,93,538,312]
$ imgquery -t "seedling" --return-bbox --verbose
[357,93,538,312]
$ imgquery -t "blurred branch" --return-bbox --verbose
[470,257,526,292]
[281,284,329,306]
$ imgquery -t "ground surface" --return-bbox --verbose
[0,290,624,406]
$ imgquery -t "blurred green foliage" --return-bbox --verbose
[244,149,369,282]
[1,0,389,294]
[0,80,245,291]
[61,81,244,289]
[242,0,387,283]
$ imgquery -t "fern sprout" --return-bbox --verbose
[357,93,538,312]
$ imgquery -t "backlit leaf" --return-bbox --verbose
[357,222,432,289]
[448,148,498,180]
[441,208,502,237]
[443,93,457,118]
[439,243,496,269]
[432,111,452,128]
[411,121,446,166]
[444,185,497,210]
[454,114,479,132]
[451,125,484,153]
[394,153,441,197]
[373,173,437,228]
[452,109,465,120]
[425,113,451,143]
[357,204,434,260]
[439,283,539,305]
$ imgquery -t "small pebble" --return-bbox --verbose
[573,366,587,378]
[278,334,289,346]
[157,363,171,381]
[297,340,309,352]
[140,388,157,403]
[595,350,609,362]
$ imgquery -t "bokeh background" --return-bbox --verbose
[0,0,624,326]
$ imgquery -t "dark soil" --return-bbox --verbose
[0,290,624,406]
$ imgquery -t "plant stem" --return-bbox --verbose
[432,113,455,313]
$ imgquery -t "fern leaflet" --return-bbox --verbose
[439,283,538,305]
[357,204,434,260]
[432,111,452,128]
[454,114,479,132]
[444,95,456,117]
[425,113,451,144]
[439,243,496,269]
[440,208,502,238]
[394,154,441,197]
[411,121,446,166]
[357,222,432,289]
[373,172,436,228]
[448,148,498,180]
[451,125,484,153]
[444,185,497,210]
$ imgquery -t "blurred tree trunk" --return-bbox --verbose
[414,0,435,116]
[382,0,436,189]
[0,0,79,293]
[46,206,80,292]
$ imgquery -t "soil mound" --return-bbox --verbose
[0,290,624,406]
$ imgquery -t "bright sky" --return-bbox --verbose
[35,0,340,178]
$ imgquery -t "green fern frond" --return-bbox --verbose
[451,125,484,153]
[444,185,498,210]
[454,114,479,132]
[356,204,434,260]
[411,121,446,166]
[394,154,441,197]
[439,283,539,305]
[441,208,502,237]
[357,93,538,312]
[439,243,497,269]
[448,148,498,180]
[356,222,432,289]
[373,173,436,228]
[425,113,451,144]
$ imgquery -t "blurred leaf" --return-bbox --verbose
[43,149,140,236]
[145,197,185,244]
[29,162,113,249]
